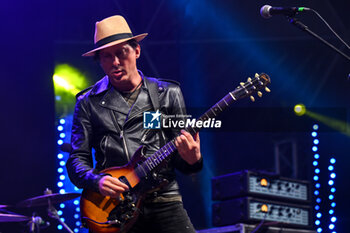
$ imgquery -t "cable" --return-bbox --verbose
[310,8,350,50]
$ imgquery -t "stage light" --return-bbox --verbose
[315,168,320,174]
[74,229,79,233]
[328,180,334,186]
[316,198,321,203]
[329,209,334,214]
[57,168,63,173]
[60,119,66,124]
[313,139,319,145]
[294,104,306,116]
[74,186,79,191]
[316,212,322,218]
[330,158,336,164]
[59,189,65,194]
[330,173,336,179]
[312,146,318,152]
[313,161,318,166]
[331,217,337,222]
[59,175,66,180]
[74,200,79,205]
[331,202,336,207]
[329,195,334,200]
[329,224,335,230]
[74,214,79,219]
[313,124,319,130]
[57,225,63,230]
[60,218,65,222]
[57,182,63,187]
[314,190,319,195]
[315,220,320,225]
[312,132,317,137]
[75,221,81,227]
[331,188,336,193]
[313,175,319,181]
[328,165,334,171]
[315,183,320,188]
[314,154,320,159]
[57,210,63,216]
[57,139,63,145]
[60,161,65,166]
[57,126,63,131]
[76,207,80,212]
[57,153,63,159]
[60,133,66,138]
[317,227,322,232]
[60,204,65,209]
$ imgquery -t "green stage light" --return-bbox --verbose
[294,104,306,116]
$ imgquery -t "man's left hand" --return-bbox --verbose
[175,130,201,165]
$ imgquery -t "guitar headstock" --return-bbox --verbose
[232,73,271,101]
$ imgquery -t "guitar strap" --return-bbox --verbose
[144,77,167,147]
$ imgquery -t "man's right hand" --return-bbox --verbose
[98,176,129,198]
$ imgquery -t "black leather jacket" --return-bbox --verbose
[66,72,202,195]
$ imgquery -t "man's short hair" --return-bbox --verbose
[93,39,139,61]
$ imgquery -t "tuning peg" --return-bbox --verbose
[240,82,245,87]
[257,91,263,97]
[250,96,255,102]
[247,77,252,82]
[265,87,271,92]
[255,73,259,78]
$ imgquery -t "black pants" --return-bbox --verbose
[128,201,196,233]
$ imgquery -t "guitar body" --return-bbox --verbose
[81,147,145,233]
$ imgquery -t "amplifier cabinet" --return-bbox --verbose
[212,170,310,203]
[212,197,312,228]
[197,223,316,233]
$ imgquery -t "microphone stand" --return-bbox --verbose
[287,17,350,61]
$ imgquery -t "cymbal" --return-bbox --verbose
[17,193,81,208]
[0,213,30,222]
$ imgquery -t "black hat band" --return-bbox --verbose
[95,33,133,48]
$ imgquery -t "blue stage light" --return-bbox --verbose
[57,153,63,159]
[59,175,66,180]
[331,188,336,193]
[314,190,319,196]
[315,220,320,225]
[311,132,317,137]
[328,165,334,171]
[74,229,79,233]
[329,224,335,230]
[60,218,65,222]
[60,133,66,138]
[74,186,79,191]
[315,183,321,188]
[329,195,334,200]
[317,227,322,233]
[76,221,81,227]
[57,167,63,173]
[315,205,320,210]
[329,209,334,214]
[74,214,79,219]
[57,126,63,131]
[315,168,320,174]
[313,175,319,181]
[59,189,65,194]
[312,146,318,152]
[331,202,336,207]
[316,212,322,218]
[57,225,63,230]
[313,124,319,130]
[330,158,336,164]
[57,140,63,145]
[76,207,80,212]
[57,210,63,216]
[330,173,336,179]
[331,217,337,222]
[60,119,66,124]
[328,180,334,186]
[59,161,65,166]
[314,154,320,159]
[316,198,321,203]
[313,139,319,145]
[313,161,318,166]
[74,200,79,205]
[60,204,65,209]
[57,182,63,187]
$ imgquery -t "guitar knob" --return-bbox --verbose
[265,87,271,92]
[257,91,263,97]
[255,73,259,78]
[247,77,252,82]
[240,82,245,87]
[250,96,255,102]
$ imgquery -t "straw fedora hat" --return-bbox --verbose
[82,15,148,57]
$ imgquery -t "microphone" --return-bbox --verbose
[260,5,310,19]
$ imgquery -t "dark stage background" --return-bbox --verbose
[1,0,349,232]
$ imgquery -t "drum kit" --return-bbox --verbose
[0,188,80,233]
